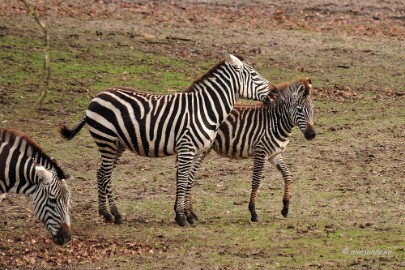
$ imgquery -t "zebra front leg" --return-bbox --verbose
[184,154,203,225]
[249,153,266,222]
[270,154,292,218]
[174,153,194,227]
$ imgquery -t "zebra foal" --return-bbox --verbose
[60,52,273,227]
[186,78,316,222]
[213,77,316,221]
[0,128,71,245]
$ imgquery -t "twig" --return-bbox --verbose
[19,0,51,107]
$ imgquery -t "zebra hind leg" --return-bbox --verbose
[97,149,125,224]
[106,181,123,224]
[97,166,114,223]
[108,145,126,224]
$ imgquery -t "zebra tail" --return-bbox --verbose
[59,117,86,141]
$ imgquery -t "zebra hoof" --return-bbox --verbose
[103,213,115,223]
[175,214,189,227]
[251,215,259,222]
[114,215,123,225]
[281,208,289,218]
[186,214,197,226]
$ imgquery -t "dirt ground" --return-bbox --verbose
[0,0,404,269]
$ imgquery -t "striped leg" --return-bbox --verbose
[174,149,196,227]
[97,158,115,223]
[270,154,291,218]
[184,154,203,225]
[96,143,126,224]
[107,145,126,224]
[248,152,267,222]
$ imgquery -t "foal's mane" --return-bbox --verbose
[0,128,67,180]
[234,77,312,110]
[276,77,312,97]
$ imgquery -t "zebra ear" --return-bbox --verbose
[296,83,306,97]
[223,51,243,69]
[35,166,53,185]
[51,157,60,167]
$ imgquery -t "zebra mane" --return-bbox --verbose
[186,60,227,92]
[0,128,68,180]
[276,77,312,98]
[186,55,245,93]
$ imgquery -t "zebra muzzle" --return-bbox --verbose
[304,124,316,140]
[53,223,72,246]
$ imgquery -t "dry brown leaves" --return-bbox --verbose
[313,85,404,102]
[0,234,154,269]
[2,1,404,39]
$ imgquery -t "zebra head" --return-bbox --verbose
[223,51,272,104]
[33,165,72,246]
[290,79,316,140]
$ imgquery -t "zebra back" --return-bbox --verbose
[83,54,271,157]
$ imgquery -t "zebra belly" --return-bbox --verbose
[213,140,255,159]
[87,118,179,158]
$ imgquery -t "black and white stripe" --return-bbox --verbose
[60,52,272,226]
[0,128,71,245]
[212,77,316,221]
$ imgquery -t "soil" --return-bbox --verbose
[0,1,404,269]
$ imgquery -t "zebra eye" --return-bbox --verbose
[49,197,57,205]
[297,107,304,113]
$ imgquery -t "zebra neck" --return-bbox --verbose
[271,102,294,135]
[1,157,46,196]
[188,71,241,126]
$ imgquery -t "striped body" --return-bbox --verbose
[212,78,316,221]
[60,53,272,226]
[0,128,71,245]
[87,89,222,157]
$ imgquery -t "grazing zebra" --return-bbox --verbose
[186,78,316,222]
[59,52,273,227]
[0,128,71,245]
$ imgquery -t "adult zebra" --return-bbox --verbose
[59,52,273,227]
[0,128,71,246]
[186,78,316,222]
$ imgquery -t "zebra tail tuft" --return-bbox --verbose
[59,117,86,141]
